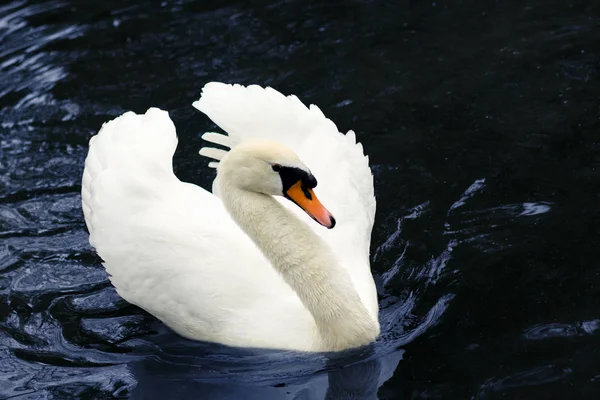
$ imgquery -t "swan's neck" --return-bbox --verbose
[220,185,379,351]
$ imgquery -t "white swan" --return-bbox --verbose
[81,82,380,352]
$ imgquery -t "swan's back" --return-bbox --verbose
[81,84,378,351]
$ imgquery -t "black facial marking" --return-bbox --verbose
[304,173,317,188]
[277,166,317,193]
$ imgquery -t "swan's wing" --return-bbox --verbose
[82,108,315,349]
[82,108,178,235]
[193,83,378,317]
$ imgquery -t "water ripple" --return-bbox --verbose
[0,0,598,398]
[476,365,573,399]
[524,320,600,340]
[0,0,83,115]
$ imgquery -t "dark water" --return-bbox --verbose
[1,0,599,398]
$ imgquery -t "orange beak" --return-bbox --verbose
[285,181,336,229]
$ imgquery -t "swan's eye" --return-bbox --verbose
[272,164,282,172]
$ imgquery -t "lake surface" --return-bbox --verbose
[1,0,599,398]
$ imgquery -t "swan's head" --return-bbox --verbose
[218,139,336,229]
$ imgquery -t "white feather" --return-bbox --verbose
[198,147,228,161]
[201,131,234,148]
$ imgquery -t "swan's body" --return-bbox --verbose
[82,83,379,352]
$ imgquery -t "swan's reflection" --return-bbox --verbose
[127,326,402,400]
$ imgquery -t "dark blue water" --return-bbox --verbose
[1,0,599,398]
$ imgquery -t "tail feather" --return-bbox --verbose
[198,147,228,162]
[202,131,234,148]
